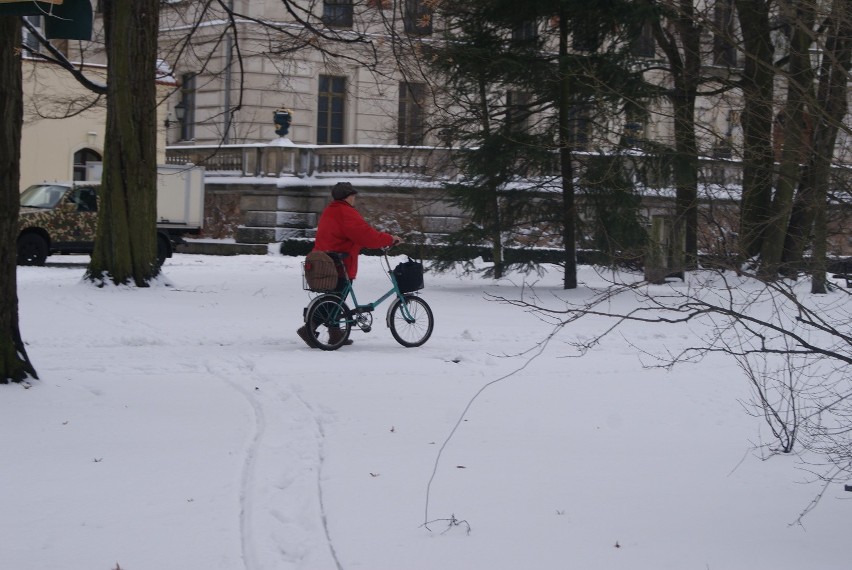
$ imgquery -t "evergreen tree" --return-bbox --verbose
[428,0,652,288]
[580,154,647,267]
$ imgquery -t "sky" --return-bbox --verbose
[2,249,849,570]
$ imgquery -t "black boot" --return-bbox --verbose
[329,327,354,346]
[297,325,318,348]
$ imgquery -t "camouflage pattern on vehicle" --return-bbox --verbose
[19,195,98,240]
[17,184,100,265]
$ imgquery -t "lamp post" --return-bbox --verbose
[174,100,186,125]
[166,101,186,129]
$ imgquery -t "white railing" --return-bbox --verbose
[165,143,457,180]
[166,142,759,192]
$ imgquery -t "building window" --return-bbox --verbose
[506,91,531,133]
[567,105,591,150]
[713,0,737,67]
[622,120,644,148]
[572,17,599,52]
[398,82,426,146]
[620,105,646,148]
[22,15,41,54]
[512,20,538,43]
[318,75,346,145]
[179,73,196,142]
[73,148,102,181]
[631,21,655,58]
[404,0,433,36]
[322,0,353,28]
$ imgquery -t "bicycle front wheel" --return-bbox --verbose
[306,294,352,351]
[388,295,433,347]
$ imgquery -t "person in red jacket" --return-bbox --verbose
[298,182,401,347]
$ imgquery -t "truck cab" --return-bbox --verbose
[18,183,105,265]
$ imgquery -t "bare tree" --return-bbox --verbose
[783,0,852,293]
[84,0,162,286]
[498,266,852,515]
[20,3,160,286]
[20,1,389,285]
[645,0,703,271]
[731,0,852,287]
[759,0,817,279]
[156,0,395,146]
[0,16,38,383]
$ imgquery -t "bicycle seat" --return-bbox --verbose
[325,251,349,261]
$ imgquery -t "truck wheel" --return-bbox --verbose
[156,235,171,267]
[17,234,48,266]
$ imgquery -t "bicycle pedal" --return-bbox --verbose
[360,325,372,333]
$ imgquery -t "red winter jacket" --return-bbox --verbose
[313,200,394,279]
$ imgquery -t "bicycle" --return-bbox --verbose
[302,248,434,351]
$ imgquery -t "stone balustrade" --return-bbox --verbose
[165,143,471,244]
[165,142,458,180]
[172,142,841,255]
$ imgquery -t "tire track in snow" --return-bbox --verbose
[205,357,263,570]
[207,355,343,570]
[288,391,344,570]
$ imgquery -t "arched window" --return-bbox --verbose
[73,148,102,181]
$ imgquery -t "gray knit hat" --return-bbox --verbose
[331,182,358,201]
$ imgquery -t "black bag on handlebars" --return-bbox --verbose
[393,257,424,293]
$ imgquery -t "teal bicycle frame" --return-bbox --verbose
[335,263,417,326]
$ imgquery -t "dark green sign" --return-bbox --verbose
[0,0,92,41]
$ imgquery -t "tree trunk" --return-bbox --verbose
[558,7,577,290]
[477,78,504,279]
[810,1,850,295]
[488,181,504,279]
[85,0,161,287]
[759,1,815,279]
[734,0,775,261]
[645,0,699,274]
[0,17,38,384]
[671,0,700,271]
[784,0,852,286]
[811,194,827,294]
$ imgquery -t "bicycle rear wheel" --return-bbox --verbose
[388,295,433,347]
[306,294,352,351]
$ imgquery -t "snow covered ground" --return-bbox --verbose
[2,250,849,570]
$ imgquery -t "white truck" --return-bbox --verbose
[17,165,205,266]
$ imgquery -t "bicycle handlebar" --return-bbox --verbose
[382,238,404,251]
